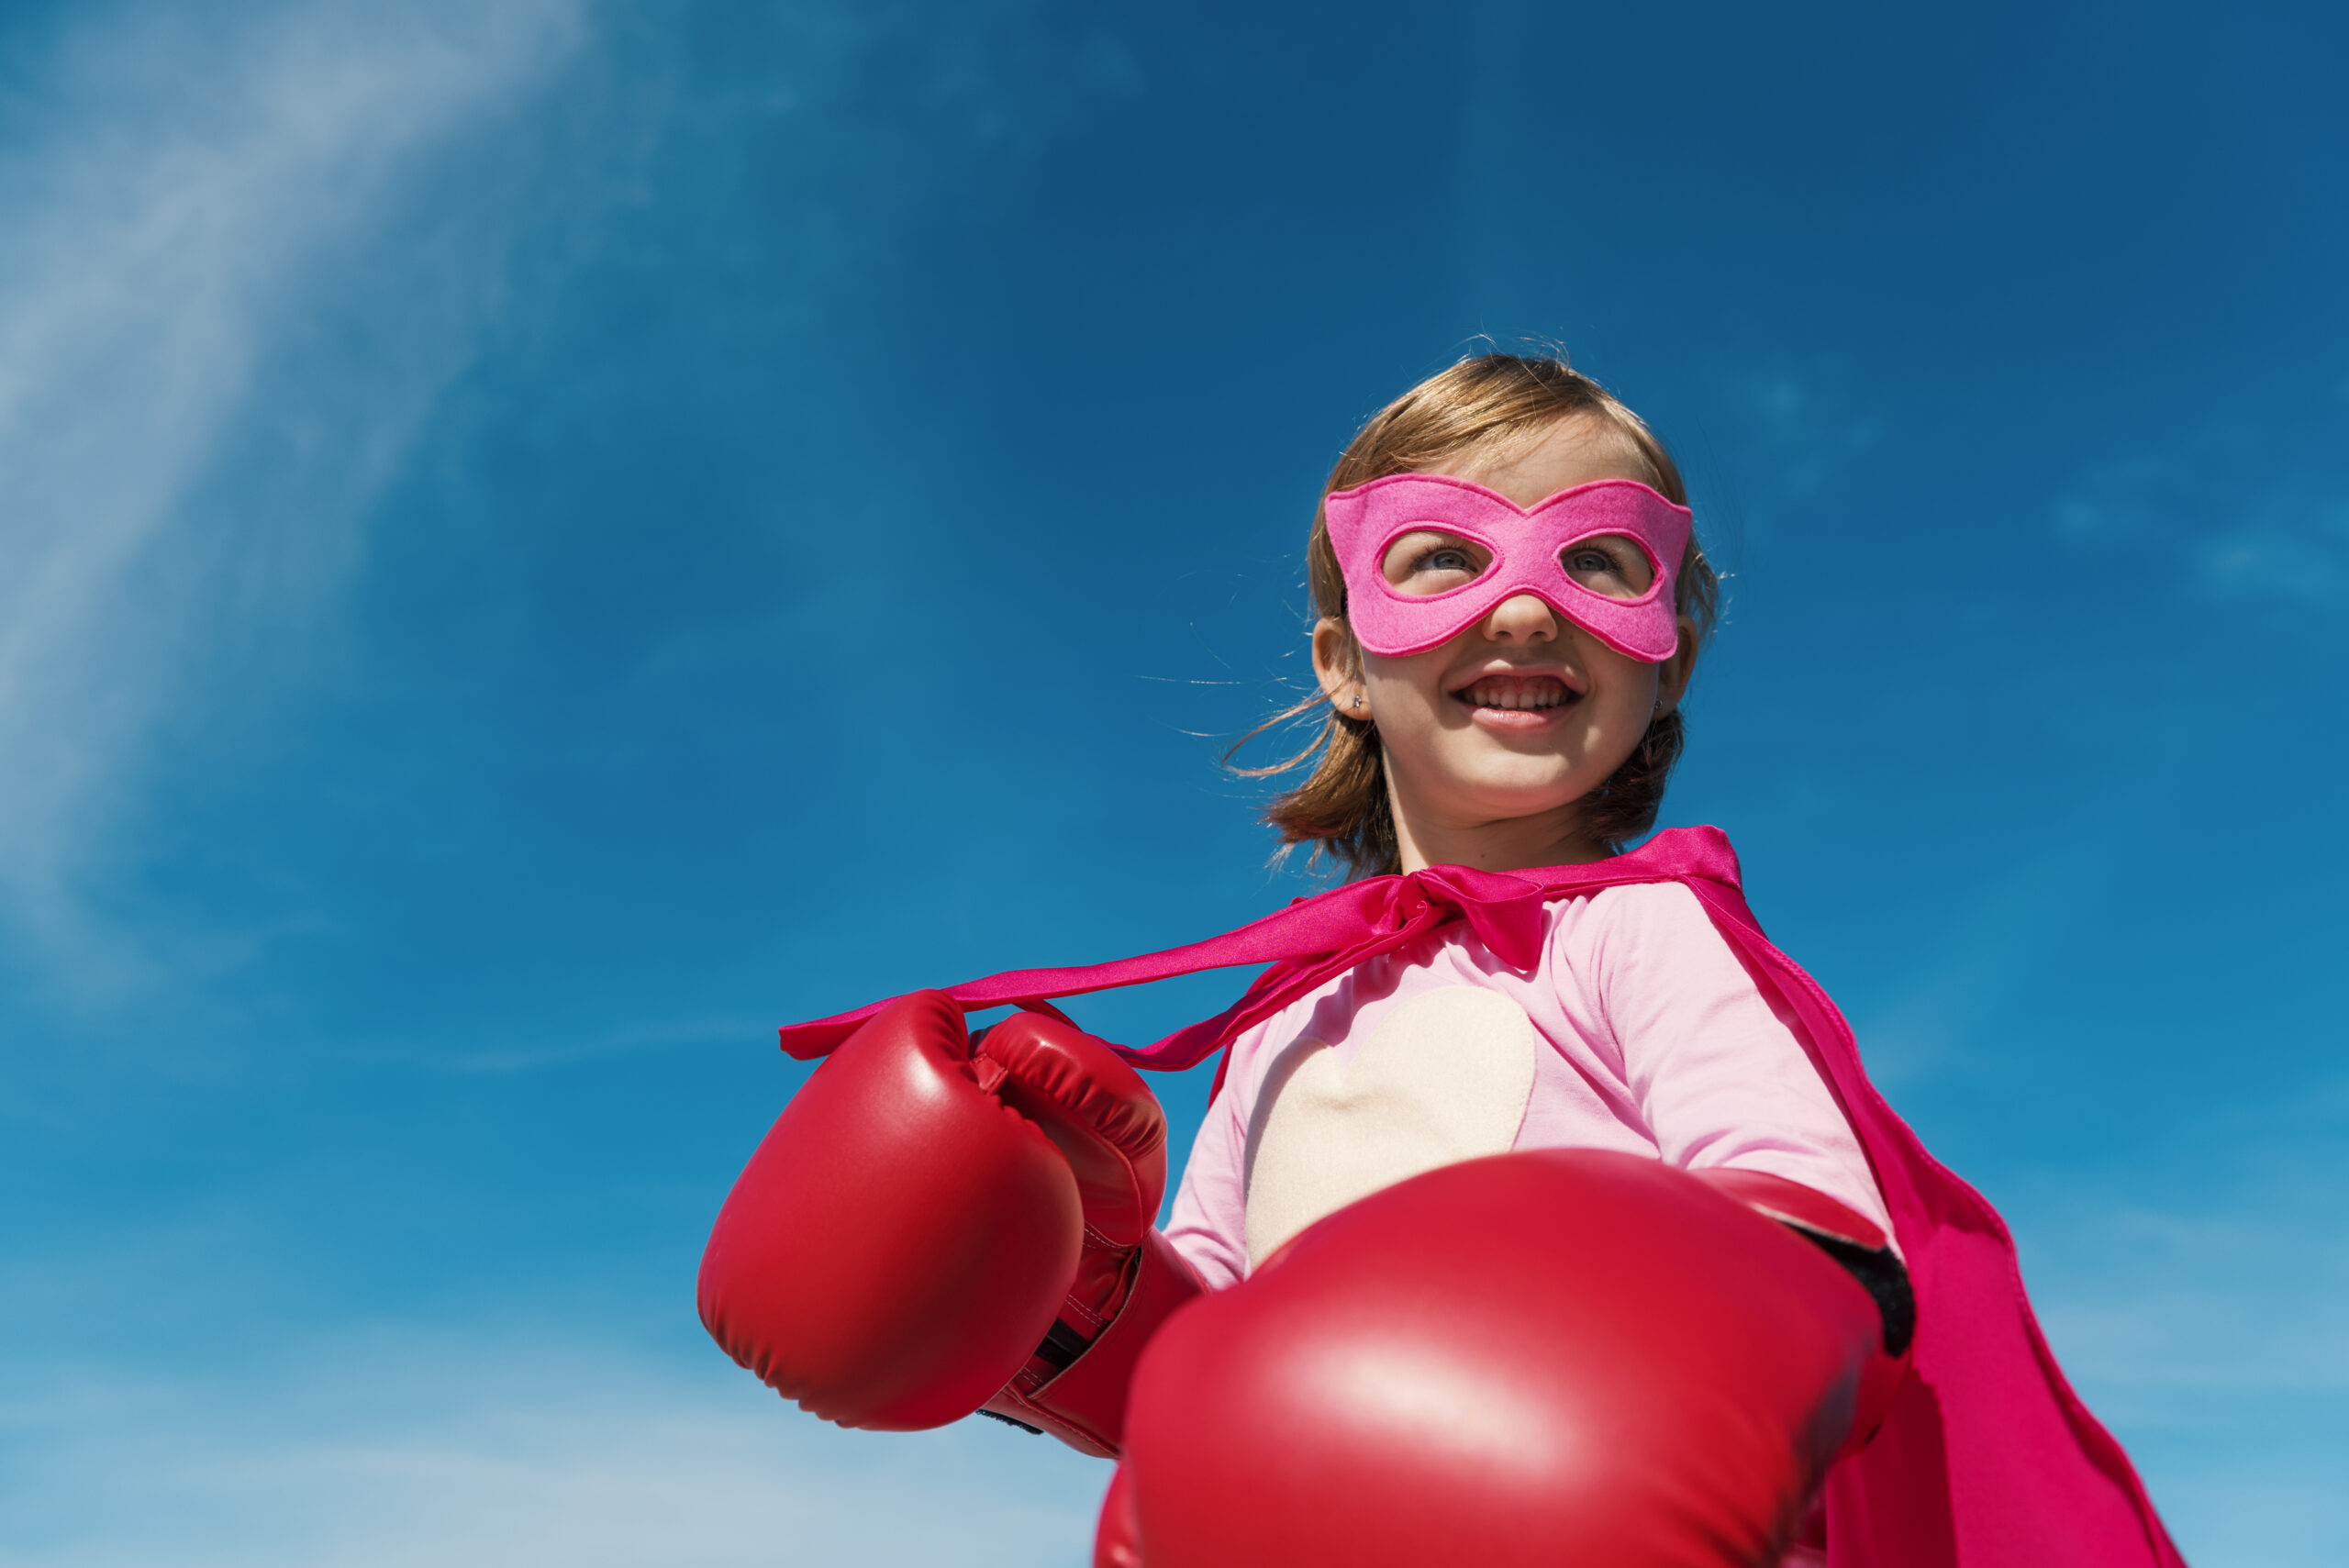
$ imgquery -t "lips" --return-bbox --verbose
[1451,673,1580,712]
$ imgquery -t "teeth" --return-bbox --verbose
[1462,678,1571,710]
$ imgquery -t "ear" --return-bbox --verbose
[1311,617,1364,715]
[1653,614,1700,718]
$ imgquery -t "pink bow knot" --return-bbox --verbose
[1401,865,1552,973]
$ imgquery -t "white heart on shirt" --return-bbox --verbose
[1243,984,1539,1270]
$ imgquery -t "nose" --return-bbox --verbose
[1482,592,1558,643]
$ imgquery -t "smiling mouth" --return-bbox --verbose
[1452,674,1579,712]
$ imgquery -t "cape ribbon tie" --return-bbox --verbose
[775,861,1586,1072]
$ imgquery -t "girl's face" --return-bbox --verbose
[1312,413,1698,871]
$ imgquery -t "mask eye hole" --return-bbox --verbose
[1380,530,1491,595]
[1559,534,1654,599]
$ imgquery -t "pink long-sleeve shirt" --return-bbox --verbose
[1163,878,1891,1290]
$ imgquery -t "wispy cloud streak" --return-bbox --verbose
[0,0,581,980]
[0,1329,1104,1566]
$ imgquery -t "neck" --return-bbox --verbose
[1387,784,1611,874]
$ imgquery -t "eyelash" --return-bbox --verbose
[1407,544,1646,577]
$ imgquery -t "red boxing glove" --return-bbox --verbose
[973,1011,1205,1456]
[697,991,1078,1428]
[1113,1150,1886,1568]
[698,991,1199,1449]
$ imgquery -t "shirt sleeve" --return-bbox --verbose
[1575,881,1895,1243]
[1163,1073,1251,1291]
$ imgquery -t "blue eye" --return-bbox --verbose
[1561,536,1654,598]
[1380,531,1490,595]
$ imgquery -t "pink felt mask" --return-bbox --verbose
[1324,473,1691,662]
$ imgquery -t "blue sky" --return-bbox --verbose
[0,0,2343,1562]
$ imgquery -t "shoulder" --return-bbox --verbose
[1541,876,1751,1009]
[1558,876,1720,948]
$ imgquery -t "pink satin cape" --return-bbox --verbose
[776,826,2185,1567]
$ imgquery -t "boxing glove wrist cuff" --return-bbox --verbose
[1689,1166,1915,1456]
[984,1229,1206,1459]
[1688,1168,1913,1351]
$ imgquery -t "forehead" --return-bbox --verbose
[1426,413,1657,513]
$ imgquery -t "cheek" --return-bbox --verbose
[1610,664,1664,715]
[1359,648,1452,705]
[1579,651,1665,737]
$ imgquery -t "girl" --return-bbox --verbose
[1164,356,1892,1289]
[702,353,2184,1568]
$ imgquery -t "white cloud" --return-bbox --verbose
[2009,1157,2349,1568]
[1720,361,1888,519]
[2048,420,2349,612]
[0,0,583,983]
[0,1329,1106,1567]
[2031,1202,2349,1402]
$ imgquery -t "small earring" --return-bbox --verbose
[1351,694,1364,709]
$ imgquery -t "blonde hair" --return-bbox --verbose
[1237,351,1720,878]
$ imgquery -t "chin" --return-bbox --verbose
[1448,771,1595,821]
